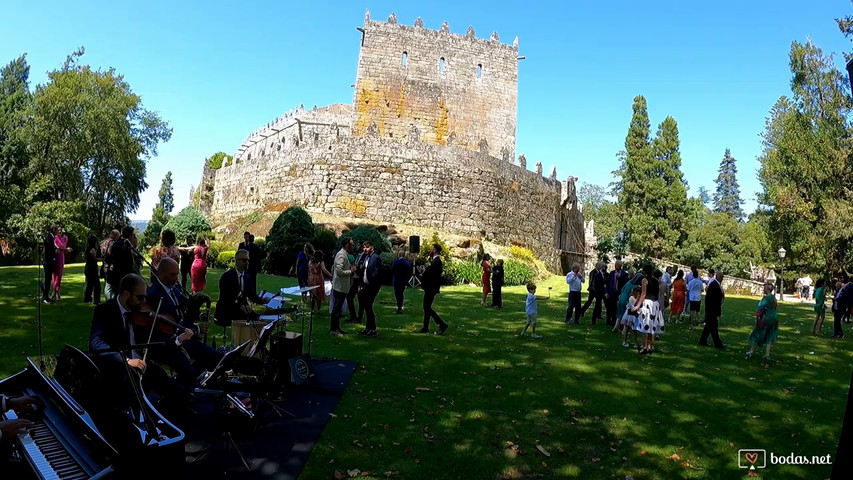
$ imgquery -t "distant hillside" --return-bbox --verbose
[130,220,148,233]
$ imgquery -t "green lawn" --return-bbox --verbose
[1,263,850,479]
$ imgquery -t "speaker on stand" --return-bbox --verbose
[408,235,421,288]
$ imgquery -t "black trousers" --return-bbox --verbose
[330,290,349,332]
[145,341,219,388]
[699,313,724,347]
[565,291,582,323]
[835,304,846,337]
[181,268,191,291]
[589,295,604,322]
[347,279,362,322]
[492,285,503,307]
[423,290,446,330]
[358,285,380,331]
[84,268,101,304]
[605,295,619,325]
[393,283,406,310]
[580,291,595,315]
[43,262,54,299]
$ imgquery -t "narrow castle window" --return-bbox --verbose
[477,64,482,79]
[439,57,445,73]
[402,51,408,67]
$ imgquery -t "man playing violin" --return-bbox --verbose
[215,249,269,325]
[89,274,190,415]
[146,258,221,386]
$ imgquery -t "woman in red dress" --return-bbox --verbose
[190,237,209,293]
[481,254,492,306]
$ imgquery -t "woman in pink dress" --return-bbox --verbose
[190,237,209,293]
[481,254,492,306]
[307,250,332,314]
[52,226,72,301]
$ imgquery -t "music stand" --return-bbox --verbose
[246,319,278,358]
[197,340,251,388]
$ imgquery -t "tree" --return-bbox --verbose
[697,186,712,208]
[140,171,174,247]
[713,148,744,221]
[162,207,211,244]
[608,150,626,197]
[757,40,853,273]
[650,116,689,256]
[22,48,172,235]
[577,182,607,217]
[619,96,655,254]
[0,55,31,251]
[207,152,233,170]
[265,206,314,275]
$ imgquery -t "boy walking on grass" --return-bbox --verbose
[521,283,548,338]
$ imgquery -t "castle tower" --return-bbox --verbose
[352,12,518,157]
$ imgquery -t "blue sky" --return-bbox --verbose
[2,0,852,219]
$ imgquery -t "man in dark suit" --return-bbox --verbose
[42,225,57,303]
[699,270,727,348]
[238,233,264,277]
[146,258,221,386]
[107,226,136,296]
[214,249,269,325]
[88,273,189,410]
[581,262,606,324]
[347,242,366,324]
[606,260,630,326]
[356,241,382,338]
[180,235,195,291]
[416,244,449,335]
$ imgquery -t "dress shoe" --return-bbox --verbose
[715,344,727,349]
[414,328,429,334]
[437,324,449,335]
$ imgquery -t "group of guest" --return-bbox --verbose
[40,225,72,304]
[480,254,505,308]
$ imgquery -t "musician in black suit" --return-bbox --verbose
[88,274,189,411]
[699,270,727,349]
[214,249,269,325]
[581,262,606,324]
[606,260,630,326]
[106,226,136,296]
[145,258,221,386]
[42,225,57,304]
[356,241,382,338]
[416,244,449,335]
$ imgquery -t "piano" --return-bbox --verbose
[1,345,186,479]
[0,358,116,479]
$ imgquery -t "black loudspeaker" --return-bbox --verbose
[409,235,420,254]
[270,331,303,383]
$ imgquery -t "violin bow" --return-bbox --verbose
[142,298,164,364]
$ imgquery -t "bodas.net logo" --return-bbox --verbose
[738,449,767,470]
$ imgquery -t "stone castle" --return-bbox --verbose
[197,11,585,270]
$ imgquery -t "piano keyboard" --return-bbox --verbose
[6,409,90,480]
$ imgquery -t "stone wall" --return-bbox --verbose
[353,11,518,159]
[207,131,581,270]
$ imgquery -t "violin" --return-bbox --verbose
[128,302,185,336]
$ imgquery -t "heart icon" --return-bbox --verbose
[745,452,759,464]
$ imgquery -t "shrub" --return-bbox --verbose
[419,232,451,265]
[509,245,536,263]
[253,236,266,248]
[312,227,337,257]
[338,226,391,254]
[266,206,314,275]
[379,251,395,285]
[163,207,212,243]
[452,260,483,286]
[215,250,237,269]
[503,259,534,286]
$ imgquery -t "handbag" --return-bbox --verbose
[755,308,767,329]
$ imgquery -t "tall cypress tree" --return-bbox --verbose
[620,95,657,253]
[651,116,688,256]
[713,148,744,221]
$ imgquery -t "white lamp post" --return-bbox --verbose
[777,247,786,300]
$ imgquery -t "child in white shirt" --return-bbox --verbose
[622,286,641,347]
[521,283,547,338]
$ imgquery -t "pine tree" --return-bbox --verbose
[713,148,744,221]
[619,95,656,253]
[650,116,688,257]
[697,186,712,207]
[158,171,174,213]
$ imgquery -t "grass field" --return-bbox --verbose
[1,263,851,479]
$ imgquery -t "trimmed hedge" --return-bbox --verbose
[215,250,237,269]
[449,258,533,287]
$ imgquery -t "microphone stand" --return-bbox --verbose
[37,244,45,370]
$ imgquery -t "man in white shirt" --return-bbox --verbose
[800,276,812,300]
[565,263,584,324]
[687,267,705,326]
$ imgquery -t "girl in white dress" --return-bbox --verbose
[622,285,641,348]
